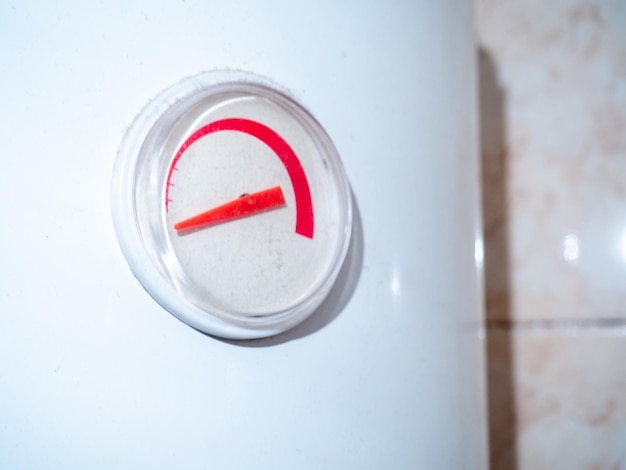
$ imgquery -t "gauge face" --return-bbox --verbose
[112,72,352,339]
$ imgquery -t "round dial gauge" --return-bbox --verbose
[111,72,352,339]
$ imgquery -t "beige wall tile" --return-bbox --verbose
[487,329,626,469]
[477,0,626,321]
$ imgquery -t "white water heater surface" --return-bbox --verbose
[0,1,488,468]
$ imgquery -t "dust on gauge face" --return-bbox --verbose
[162,95,344,316]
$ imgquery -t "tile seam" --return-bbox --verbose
[486,318,626,332]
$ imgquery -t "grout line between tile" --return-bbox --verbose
[486,318,626,333]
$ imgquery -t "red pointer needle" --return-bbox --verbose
[174,186,286,233]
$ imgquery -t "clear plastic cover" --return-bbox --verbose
[112,71,352,339]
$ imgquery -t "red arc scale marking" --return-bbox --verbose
[165,118,314,239]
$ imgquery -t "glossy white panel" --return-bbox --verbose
[0,1,487,468]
